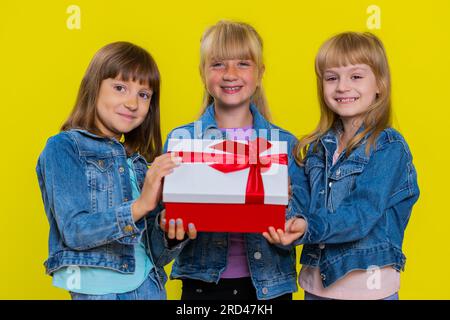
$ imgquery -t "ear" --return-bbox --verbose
[258,64,265,84]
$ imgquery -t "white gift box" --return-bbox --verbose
[163,138,289,232]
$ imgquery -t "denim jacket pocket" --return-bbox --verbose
[84,156,115,213]
[305,155,325,188]
[327,162,366,212]
[85,156,114,191]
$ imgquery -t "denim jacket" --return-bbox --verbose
[36,129,184,287]
[162,104,309,300]
[293,126,420,288]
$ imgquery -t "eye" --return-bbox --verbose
[113,84,126,92]
[139,91,151,100]
[325,76,337,81]
[211,62,224,68]
[238,61,251,67]
[351,75,363,80]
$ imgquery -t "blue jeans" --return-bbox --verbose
[304,292,399,300]
[70,270,166,300]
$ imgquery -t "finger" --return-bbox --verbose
[167,219,176,239]
[268,227,281,244]
[276,228,288,246]
[156,153,173,162]
[283,233,302,245]
[262,232,275,244]
[285,218,295,231]
[161,154,182,166]
[175,219,185,240]
[290,219,305,233]
[187,223,197,240]
[168,152,182,162]
[160,217,167,231]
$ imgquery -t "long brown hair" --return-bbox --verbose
[61,41,162,162]
[199,20,271,120]
[295,32,391,165]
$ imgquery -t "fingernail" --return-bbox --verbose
[176,219,182,225]
[169,219,175,225]
[161,219,166,226]
[188,223,194,229]
[174,157,182,165]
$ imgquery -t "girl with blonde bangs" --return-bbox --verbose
[264,32,419,300]
[199,20,270,119]
[295,32,392,162]
[165,20,307,300]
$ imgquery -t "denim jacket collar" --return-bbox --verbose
[70,129,145,163]
[319,121,371,162]
[195,103,271,139]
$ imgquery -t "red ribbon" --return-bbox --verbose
[171,138,288,204]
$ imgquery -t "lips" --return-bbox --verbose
[221,86,243,94]
[117,113,136,121]
[335,97,359,103]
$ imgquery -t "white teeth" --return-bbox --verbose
[223,87,240,91]
[336,97,358,102]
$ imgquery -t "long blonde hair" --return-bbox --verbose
[295,32,391,165]
[61,42,162,162]
[199,20,271,120]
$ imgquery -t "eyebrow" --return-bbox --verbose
[325,66,369,73]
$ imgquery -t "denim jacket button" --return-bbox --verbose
[122,263,128,270]
[123,225,133,233]
[328,182,333,188]
[254,252,262,260]
[336,169,340,177]
[124,198,129,202]
[98,160,104,168]
[119,166,125,173]
[319,243,325,249]
[262,287,268,295]
[320,273,326,280]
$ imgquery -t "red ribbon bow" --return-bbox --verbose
[172,138,288,204]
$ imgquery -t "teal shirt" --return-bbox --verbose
[53,158,153,295]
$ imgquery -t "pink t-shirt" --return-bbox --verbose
[219,126,253,279]
[299,142,400,299]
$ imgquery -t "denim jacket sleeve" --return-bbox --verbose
[295,139,419,245]
[38,133,145,251]
[143,134,190,263]
[146,202,189,267]
[272,135,311,251]
[287,137,310,220]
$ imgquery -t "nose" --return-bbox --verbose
[336,78,351,92]
[223,64,239,81]
[124,96,138,111]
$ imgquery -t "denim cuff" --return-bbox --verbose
[149,212,189,267]
[293,213,324,246]
[116,200,146,245]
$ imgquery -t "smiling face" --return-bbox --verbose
[95,76,152,139]
[204,58,260,110]
[323,64,379,125]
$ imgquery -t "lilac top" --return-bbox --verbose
[219,125,253,279]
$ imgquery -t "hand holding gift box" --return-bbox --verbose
[163,137,289,233]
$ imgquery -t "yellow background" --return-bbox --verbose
[1,0,448,299]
